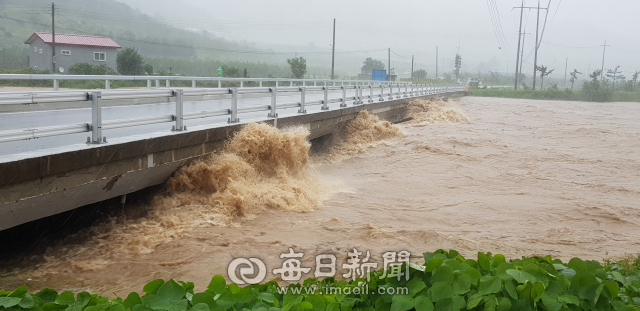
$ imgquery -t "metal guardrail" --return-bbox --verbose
[0,84,464,144]
[0,74,412,91]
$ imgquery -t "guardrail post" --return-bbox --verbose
[341,86,347,107]
[173,89,184,131]
[314,81,317,86]
[88,91,104,144]
[379,85,384,101]
[228,88,239,123]
[156,80,160,88]
[53,79,59,91]
[303,81,306,87]
[322,86,329,110]
[240,81,244,88]
[218,80,221,88]
[166,80,170,88]
[276,80,279,87]
[369,85,373,103]
[298,87,307,113]
[352,86,358,105]
[268,87,278,118]
[260,81,263,87]
[404,84,408,97]
[147,80,151,89]
[192,80,196,88]
[388,84,394,100]
[290,80,293,87]
[396,84,401,99]
[105,80,110,90]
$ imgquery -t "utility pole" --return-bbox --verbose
[531,1,548,90]
[51,2,56,73]
[331,18,336,80]
[388,47,391,81]
[514,0,524,90]
[435,46,438,79]
[411,55,414,80]
[563,57,568,88]
[600,40,609,81]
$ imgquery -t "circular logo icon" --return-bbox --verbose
[228,257,267,285]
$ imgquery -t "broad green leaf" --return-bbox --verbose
[531,282,545,302]
[207,276,226,295]
[497,297,511,311]
[569,271,597,295]
[303,295,325,311]
[36,289,58,304]
[567,258,588,272]
[19,294,36,309]
[433,298,452,311]
[8,285,27,298]
[504,280,518,300]
[540,293,562,311]
[464,267,482,286]
[581,283,604,307]
[478,276,502,295]
[466,294,483,309]
[452,274,471,295]
[191,303,209,311]
[506,269,536,284]
[157,280,186,302]
[143,279,165,295]
[477,253,491,271]
[54,292,75,306]
[300,302,313,310]
[431,266,454,285]
[123,293,142,310]
[192,293,216,309]
[0,297,22,308]
[483,295,497,311]
[451,296,465,311]
[429,283,453,303]
[407,278,427,297]
[325,303,339,311]
[491,254,506,268]
[215,290,238,310]
[259,293,275,304]
[390,295,414,311]
[414,296,433,311]
[426,257,445,273]
[603,280,619,298]
[235,287,255,304]
[610,271,626,286]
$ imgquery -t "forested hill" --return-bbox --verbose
[0,0,262,60]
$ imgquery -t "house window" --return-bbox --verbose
[34,46,37,52]
[39,48,42,54]
[94,52,106,62]
[61,50,71,56]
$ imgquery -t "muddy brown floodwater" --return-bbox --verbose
[1,96,640,296]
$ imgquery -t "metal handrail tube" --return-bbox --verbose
[102,115,174,130]
[183,109,230,120]
[279,102,300,109]
[237,105,271,114]
[0,123,89,143]
[305,100,323,106]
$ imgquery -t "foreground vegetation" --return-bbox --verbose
[2,250,640,311]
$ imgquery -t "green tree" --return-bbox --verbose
[569,69,582,91]
[221,65,242,77]
[143,64,154,75]
[582,70,613,102]
[116,48,145,75]
[606,65,624,92]
[536,65,554,90]
[287,57,307,79]
[243,68,249,78]
[360,57,385,74]
[413,69,427,80]
[68,63,116,75]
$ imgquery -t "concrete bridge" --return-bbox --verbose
[0,82,464,230]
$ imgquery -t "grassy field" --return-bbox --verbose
[468,87,640,103]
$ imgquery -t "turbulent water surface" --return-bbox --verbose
[1,96,639,295]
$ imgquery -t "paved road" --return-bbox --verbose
[0,88,390,157]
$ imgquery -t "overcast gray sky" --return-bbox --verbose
[118,0,640,79]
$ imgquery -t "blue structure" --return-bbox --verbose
[372,69,387,81]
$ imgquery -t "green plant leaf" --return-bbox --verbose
[407,278,426,297]
[452,274,471,296]
[54,292,75,306]
[478,276,502,295]
[506,269,536,284]
[0,297,22,308]
[478,253,491,271]
[466,294,483,309]
[36,289,58,304]
[192,293,216,309]
[390,295,414,311]
[497,297,511,311]
[143,280,165,295]
[431,266,454,285]
[425,258,445,273]
[504,281,518,300]
[429,283,453,303]
[191,303,210,311]
[207,276,226,295]
[123,293,142,310]
[530,282,545,302]
[259,293,275,304]
[414,296,433,311]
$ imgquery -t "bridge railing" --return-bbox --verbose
[0,84,464,144]
[0,74,411,91]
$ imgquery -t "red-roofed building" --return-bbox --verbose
[25,32,121,72]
